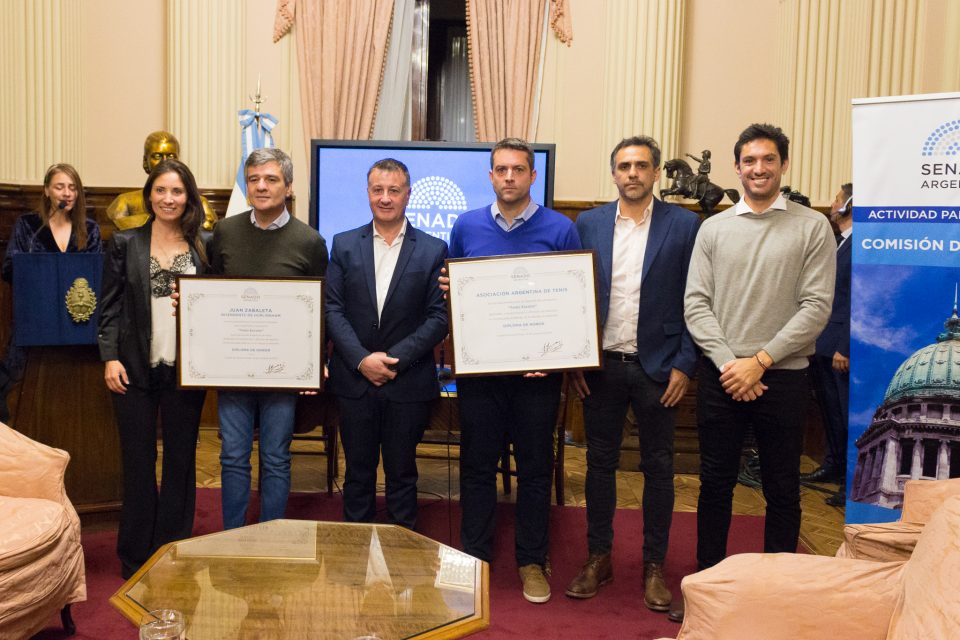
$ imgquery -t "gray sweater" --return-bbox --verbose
[683,199,836,370]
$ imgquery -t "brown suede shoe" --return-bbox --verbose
[643,562,672,611]
[564,552,612,599]
[519,564,551,603]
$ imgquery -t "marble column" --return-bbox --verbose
[595,0,685,201]
[166,0,245,187]
[880,437,900,495]
[937,441,950,480]
[775,0,925,203]
[852,453,865,499]
[861,447,876,495]
[0,0,82,181]
[910,437,922,479]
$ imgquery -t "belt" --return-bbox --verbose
[602,350,638,362]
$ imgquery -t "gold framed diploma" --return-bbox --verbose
[446,251,602,376]
[177,276,324,390]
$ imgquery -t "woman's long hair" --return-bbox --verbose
[142,159,208,266]
[40,163,89,250]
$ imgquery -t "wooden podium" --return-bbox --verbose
[9,253,122,517]
[12,345,122,516]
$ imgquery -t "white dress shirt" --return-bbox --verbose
[602,200,653,352]
[734,194,788,216]
[373,220,407,319]
[838,226,852,249]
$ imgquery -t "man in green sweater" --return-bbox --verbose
[208,147,328,529]
[679,123,834,620]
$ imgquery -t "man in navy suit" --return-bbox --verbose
[566,136,699,613]
[803,183,852,505]
[325,158,448,529]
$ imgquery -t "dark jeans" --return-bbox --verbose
[809,354,849,474]
[338,390,430,529]
[696,361,807,570]
[458,374,562,566]
[582,360,675,563]
[112,364,206,577]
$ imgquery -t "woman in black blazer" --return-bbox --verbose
[98,159,209,579]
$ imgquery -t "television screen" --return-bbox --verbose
[309,140,556,245]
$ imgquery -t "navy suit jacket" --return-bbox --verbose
[576,198,700,382]
[325,222,448,401]
[815,234,851,357]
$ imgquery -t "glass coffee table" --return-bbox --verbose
[110,519,489,639]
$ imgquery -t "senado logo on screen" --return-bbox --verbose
[919,118,960,190]
[407,176,468,242]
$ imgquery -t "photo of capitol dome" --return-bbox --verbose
[852,298,960,508]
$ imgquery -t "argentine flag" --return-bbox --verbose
[225,109,278,217]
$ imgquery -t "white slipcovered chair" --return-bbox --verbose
[658,493,960,640]
[0,422,86,639]
[836,477,960,562]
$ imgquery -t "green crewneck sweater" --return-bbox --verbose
[209,212,328,277]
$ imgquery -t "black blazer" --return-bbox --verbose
[97,221,207,386]
[325,223,448,401]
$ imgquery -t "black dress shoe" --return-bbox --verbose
[825,490,845,507]
[667,597,684,623]
[800,466,843,483]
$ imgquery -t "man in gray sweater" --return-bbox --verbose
[682,124,835,608]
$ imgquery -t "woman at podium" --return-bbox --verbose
[98,159,208,579]
[1,163,102,281]
[0,163,102,421]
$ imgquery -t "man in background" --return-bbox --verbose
[804,183,853,507]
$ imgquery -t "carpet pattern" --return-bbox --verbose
[32,488,782,640]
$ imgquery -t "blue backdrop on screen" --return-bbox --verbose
[310,142,553,246]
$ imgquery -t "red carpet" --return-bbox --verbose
[33,489,781,640]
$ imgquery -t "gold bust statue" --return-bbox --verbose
[107,131,218,230]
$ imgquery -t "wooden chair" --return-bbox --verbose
[289,393,340,496]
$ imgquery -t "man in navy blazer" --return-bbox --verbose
[325,158,448,529]
[804,183,852,504]
[566,136,699,613]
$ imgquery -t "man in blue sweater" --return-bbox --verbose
[449,138,581,603]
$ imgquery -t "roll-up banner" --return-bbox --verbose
[848,92,960,524]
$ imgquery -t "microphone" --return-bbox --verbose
[58,200,68,210]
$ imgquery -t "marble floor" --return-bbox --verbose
[187,426,845,556]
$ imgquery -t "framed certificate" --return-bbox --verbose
[446,251,602,376]
[177,276,323,390]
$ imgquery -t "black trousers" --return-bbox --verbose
[582,360,675,563]
[458,373,561,566]
[112,365,206,577]
[809,354,849,474]
[337,390,430,529]
[696,362,807,570]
